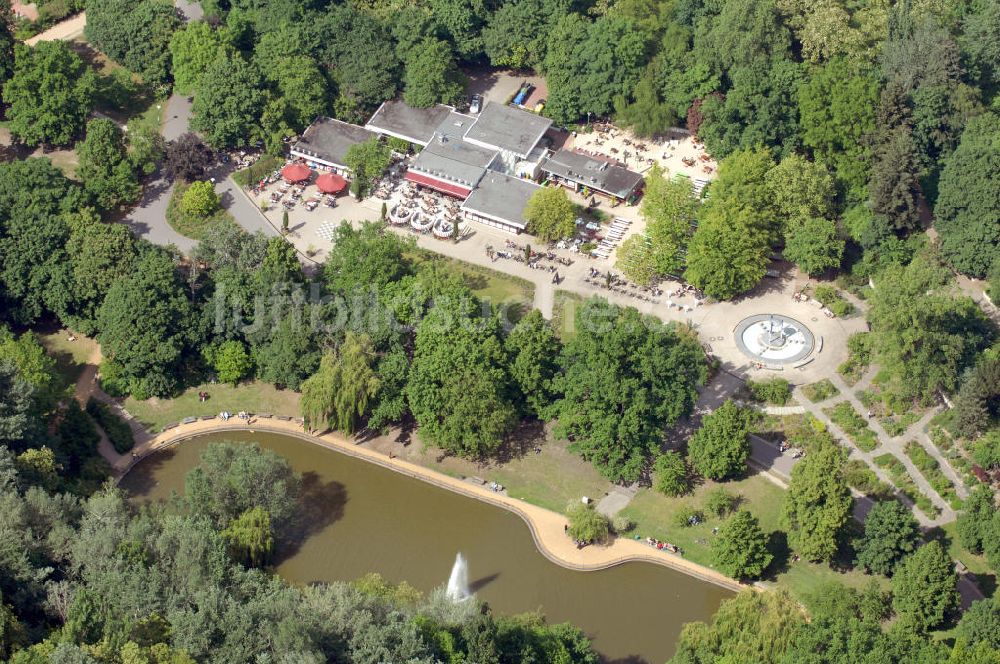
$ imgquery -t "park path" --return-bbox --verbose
[70,341,153,470]
[25,12,85,45]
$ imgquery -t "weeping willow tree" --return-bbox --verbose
[300,332,380,433]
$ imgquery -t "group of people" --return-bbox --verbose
[219,411,252,422]
[644,537,682,555]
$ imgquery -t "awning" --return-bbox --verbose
[404,170,472,198]
[316,173,347,194]
[281,163,312,183]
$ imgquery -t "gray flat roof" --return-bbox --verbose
[540,149,644,198]
[291,118,375,167]
[461,172,541,228]
[463,102,551,157]
[435,111,477,140]
[365,101,453,145]
[410,135,497,188]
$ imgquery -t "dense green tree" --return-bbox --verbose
[869,126,923,233]
[653,451,690,497]
[221,506,274,568]
[191,53,265,148]
[124,118,165,177]
[542,14,649,125]
[524,186,577,241]
[185,441,301,535]
[179,180,220,218]
[0,327,60,415]
[797,57,878,197]
[406,299,516,458]
[955,484,996,555]
[0,361,34,448]
[169,20,230,95]
[614,70,678,138]
[504,310,561,418]
[3,42,96,147]
[96,248,199,398]
[344,138,392,198]
[403,39,466,108]
[482,0,568,70]
[0,0,13,91]
[697,56,802,159]
[252,311,320,390]
[891,540,958,632]
[783,217,844,275]
[0,159,84,325]
[956,596,1000,650]
[76,119,141,212]
[687,400,755,481]
[324,222,412,295]
[616,166,697,284]
[64,211,138,334]
[669,590,802,664]
[935,113,1000,276]
[209,340,252,385]
[316,6,400,120]
[266,55,330,131]
[684,205,770,299]
[426,0,486,60]
[84,0,180,84]
[552,298,705,482]
[782,438,852,562]
[566,503,610,544]
[300,333,380,434]
[953,357,1000,438]
[712,509,773,580]
[765,154,836,226]
[853,500,920,576]
[867,254,993,402]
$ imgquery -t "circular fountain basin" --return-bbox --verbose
[734,314,815,364]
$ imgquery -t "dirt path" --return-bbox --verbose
[118,418,745,592]
[25,12,86,45]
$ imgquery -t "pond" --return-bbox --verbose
[121,431,731,663]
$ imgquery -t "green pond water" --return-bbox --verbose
[120,430,732,663]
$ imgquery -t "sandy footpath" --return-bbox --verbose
[26,12,86,45]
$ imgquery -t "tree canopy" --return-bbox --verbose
[552,298,705,483]
[84,0,180,84]
[524,186,577,242]
[2,42,96,147]
[853,500,920,576]
[687,400,755,481]
[891,540,959,633]
[782,437,852,562]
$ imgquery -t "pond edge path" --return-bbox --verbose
[118,418,744,594]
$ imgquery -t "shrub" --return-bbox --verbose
[611,514,634,534]
[904,440,963,509]
[874,453,940,518]
[843,459,895,500]
[814,285,854,317]
[747,378,792,405]
[673,504,705,528]
[705,487,738,518]
[802,379,839,403]
[86,398,135,454]
[824,401,879,452]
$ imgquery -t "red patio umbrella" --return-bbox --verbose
[281,163,312,183]
[316,172,347,194]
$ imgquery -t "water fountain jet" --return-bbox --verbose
[446,552,472,602]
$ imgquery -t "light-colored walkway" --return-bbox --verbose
[118,418,744,592]
[25,11,85,45]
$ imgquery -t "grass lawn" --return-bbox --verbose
[124,381,301,432]
[37,329,98,388]
[551,290,586,340]
[410,250,535,317]
[620,470,886,602]
[399,430,616,514]
[802,379,839,403]
[938,521,993,576]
